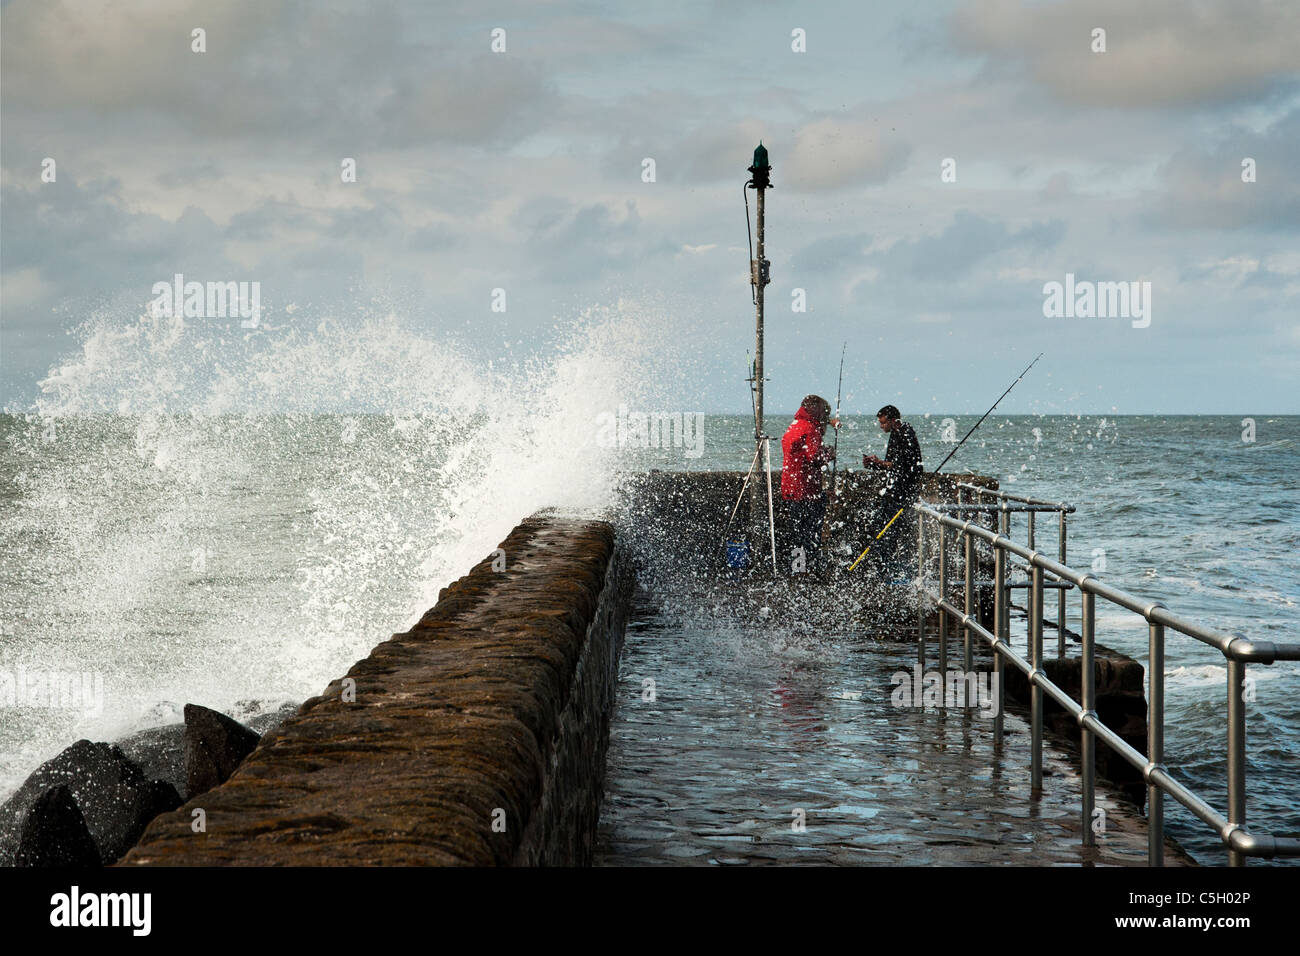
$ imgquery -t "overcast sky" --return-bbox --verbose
[2,0,1297,414]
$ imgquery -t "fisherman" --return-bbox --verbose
[861,405,924,577]
[781,395,837,576]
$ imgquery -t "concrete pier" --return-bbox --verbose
[120,515,631,866]
[596,617,1193,865]
[115,494,1187,866]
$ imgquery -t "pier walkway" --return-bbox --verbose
[596,611,1193,866]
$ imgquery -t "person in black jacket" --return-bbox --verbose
[861,405,924,578]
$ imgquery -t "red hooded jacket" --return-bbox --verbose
[781,406,830,500]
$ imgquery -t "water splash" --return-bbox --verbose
[0,298,690,796]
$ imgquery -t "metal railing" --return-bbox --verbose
[912,500,1300,866]
[958,483,1077,658]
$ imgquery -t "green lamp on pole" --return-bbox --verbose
[748,141,771,189]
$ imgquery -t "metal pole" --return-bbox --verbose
[754,187,765,440]
[1081,588,1096,847]
[993,537,1006,749]
[1148,620,1165,866]
[963,530,974,673]
[1031,564,1044,793]
[1027,509,1036,551]
[999,505,1009,641]
[917,512,926,667]
[938,524,949,675]
[1058,510,1067,658]
[998,502,1008,665]
[749,183,765,533]
[1227,658,1247,867]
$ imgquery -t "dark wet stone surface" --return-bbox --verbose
[0,739,181,866]
[596,613,1194,866]
[15,785,101,868]
[120,516,627,866]
[182,703,261,799]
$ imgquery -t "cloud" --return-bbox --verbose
[951,0,1300,108]
[1142,108,1300,230]
[0,0,558,148]
[226,201,322,241]
[783,118,912,191]
[1,0,1297,412]
[790,233,872,276]
[872,211,1066,281]
[664,119,770,185]
[1,267,53,309]
[1039,171,1075,202]
[0,178,227,296]
[522,198,677,282]
[1180,252,1300,296]
[2,1,267,107]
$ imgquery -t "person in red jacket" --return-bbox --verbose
[781,395,837,575]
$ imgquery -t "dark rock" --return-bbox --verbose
[116,723,187,798]
[0,740,183,865]
[184,704,261,799]
[14,785,100,868]
[244,701,299,737]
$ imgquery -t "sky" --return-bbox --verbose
[1,0,1298,414]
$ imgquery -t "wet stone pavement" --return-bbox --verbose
[595,610,1194,866]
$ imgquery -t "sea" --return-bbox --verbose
[1,308,1296,865]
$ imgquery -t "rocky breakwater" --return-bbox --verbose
[120,514,631,866]
[0,704,275,867]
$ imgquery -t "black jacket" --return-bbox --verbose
[883,421,923,499]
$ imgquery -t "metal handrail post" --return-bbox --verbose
[1228,658,1247,867]
[1081,587,1097,847]
[938,523,949,674]
[1148,619,1166,866]
[1031,563,1044,793]
[963,529,974,673]
[1004,505,1011,556]
[999,504,1009,645]
[1028,509,1036,551]
[917,512,926,667]
[993,538,1006,749]
[1058,510,1067,658]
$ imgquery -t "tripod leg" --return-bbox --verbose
[721,445,763,548]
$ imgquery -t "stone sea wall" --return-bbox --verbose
[119,514,631,866]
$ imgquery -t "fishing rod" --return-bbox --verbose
[932,352,1043,474]
[830,342,846,485]
[847,352,1044,572]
